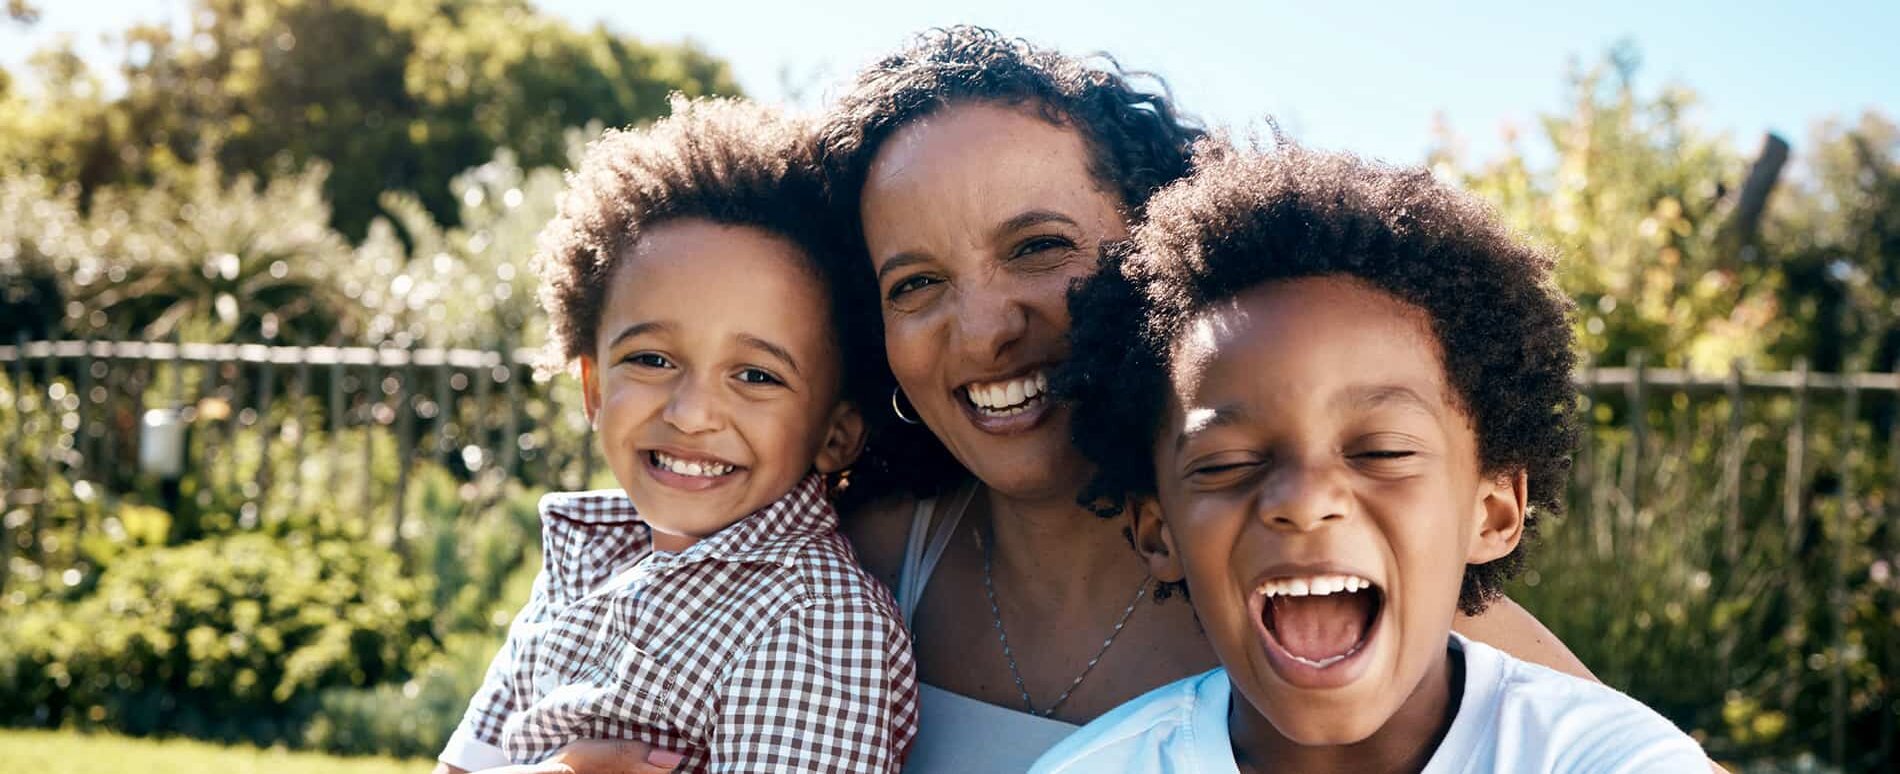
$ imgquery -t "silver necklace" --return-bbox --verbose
[980,527,1150,718]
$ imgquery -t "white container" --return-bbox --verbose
[140,408,187,479]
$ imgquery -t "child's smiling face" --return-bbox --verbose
[1139,275,1526,748]
[580,218,864,552]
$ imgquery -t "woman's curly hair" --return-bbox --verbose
[532,96,889,507]
[1060,140,1580,615]
[815,25,1206,499]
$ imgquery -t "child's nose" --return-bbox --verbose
[662,376,723,434]
[1257,462,1351,532]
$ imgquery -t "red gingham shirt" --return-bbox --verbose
[453,474,919,772]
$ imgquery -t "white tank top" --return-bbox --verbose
[895,483,1080,773]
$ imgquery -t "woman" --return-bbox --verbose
[476,27,1588,774]
[812,26,1587,772]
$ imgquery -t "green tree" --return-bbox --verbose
[0,0,739,239]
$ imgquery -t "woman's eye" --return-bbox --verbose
[736,368,783,386]
[1011,235,1076,259]
[887,274,939,300]
[625,353,672,369]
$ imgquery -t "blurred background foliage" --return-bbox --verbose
[0,2,1897,770]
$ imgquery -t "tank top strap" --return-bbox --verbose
[895,481,978,624]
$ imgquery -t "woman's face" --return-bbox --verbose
[860,101,1128,502]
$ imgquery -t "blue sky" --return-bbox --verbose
[6,0,1895,165]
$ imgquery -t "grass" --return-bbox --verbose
[0,728,430,774]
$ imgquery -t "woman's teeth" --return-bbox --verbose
[1255,573,1375,598]
[964,372,1049,415]
[651,450,734,478]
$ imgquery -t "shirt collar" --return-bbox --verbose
[538,473,836,571]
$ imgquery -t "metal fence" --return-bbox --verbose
[0,338,600,562]
[1,340,1897,768]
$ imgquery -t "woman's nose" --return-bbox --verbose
[949,276,1031,366]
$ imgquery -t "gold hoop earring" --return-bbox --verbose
[891,387,922,425]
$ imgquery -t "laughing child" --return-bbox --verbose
[435,97,918,773]
[1032,143,1706,773]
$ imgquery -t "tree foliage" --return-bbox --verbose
[0,0,740,238]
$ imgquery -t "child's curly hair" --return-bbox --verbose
[1060,140,1580,614]
[814,25,1205,499]
[532,96,889,501]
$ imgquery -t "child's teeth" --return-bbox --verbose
[1257,574,1376,598]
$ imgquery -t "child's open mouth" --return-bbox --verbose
[1252,572,1385,688]
[645,449,742,491]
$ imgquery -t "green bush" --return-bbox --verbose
[0,530,430,745]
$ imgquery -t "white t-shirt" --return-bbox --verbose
[1029,633,1706,774]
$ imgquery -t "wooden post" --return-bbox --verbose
[1721,133,1791,257]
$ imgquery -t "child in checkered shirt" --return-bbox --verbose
[434,97,918,774]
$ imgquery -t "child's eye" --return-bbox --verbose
[625,352,673,369]
[1011,235,1076,259]
[735,368,784,386]
[1353,450,1416,460]
[1188,459,1259,479]
[887,274,940,300]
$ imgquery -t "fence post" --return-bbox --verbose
[328,351,344,504]
[288,352,309,512]
[503,342,521,480]
[1620,350,1647,559]
[4,334,25,593]
[77,334,94,485]
[392,346,415,558]
[472,350,492,483]
[253,349,277,526]
[1832,367,1857,771]
[1784,358,1810,558]
[434,353,452,468]
[360,359,375,520]
[1724,359,1745,567]
[1782,357,1811,661]
[222,348,242,493]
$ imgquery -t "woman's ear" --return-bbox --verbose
[1131,497,1186,584]
[814,402,868,474]
[578,355,601,429]
[1467,469,1528,565]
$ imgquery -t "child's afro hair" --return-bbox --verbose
[1060,139,1580,614]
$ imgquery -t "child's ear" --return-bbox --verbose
[813,402,867,474]
[1467,469,1528,564]
[578,355,601,429]
[1131,497,1187,584]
